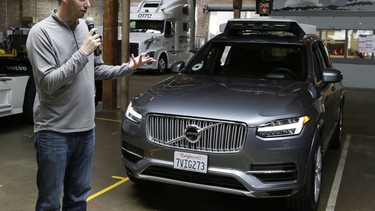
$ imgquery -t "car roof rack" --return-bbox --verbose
[223,17,316,39]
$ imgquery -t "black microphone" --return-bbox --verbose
[85,17,102,56]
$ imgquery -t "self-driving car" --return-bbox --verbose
[121,18,345,211]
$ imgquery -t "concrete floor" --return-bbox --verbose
[0,73,374,211]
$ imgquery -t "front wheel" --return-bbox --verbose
[157,54,168,74]
[286,144,322,211]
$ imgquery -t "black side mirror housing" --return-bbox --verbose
[171,61,185,73]
[323,68,343,83]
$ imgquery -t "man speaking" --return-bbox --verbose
[26,0,155,210]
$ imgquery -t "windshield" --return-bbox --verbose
[185,42,307,81]
[130,20,164,33]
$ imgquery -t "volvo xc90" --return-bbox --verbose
[121,18,345,211]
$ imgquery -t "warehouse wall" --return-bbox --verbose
[0,0,105,38]
[0,0,21,37]
[0,0,243,43]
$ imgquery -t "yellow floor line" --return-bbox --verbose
[95,117,122,123]
[112,176,127,180]
[87,176,129,201]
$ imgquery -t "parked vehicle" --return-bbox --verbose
[0,31,35,122]
[121,17,345,211]
[128,0,195,74]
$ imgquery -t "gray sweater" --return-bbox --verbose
[26,11,133,133]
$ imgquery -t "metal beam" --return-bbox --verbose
[102,0,118,110]
[233,0,242,18]
[119,0,131,111]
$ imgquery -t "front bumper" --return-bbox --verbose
[121,118,318,198]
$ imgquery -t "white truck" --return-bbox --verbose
[128,0,196,74]
[0,30,35,122]
[0,55,35,122]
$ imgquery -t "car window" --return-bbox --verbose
[312,44,324,83]
[130,20,164,33]
[317,41,332,68]
[185,42,307,81]
[220,46,231,66]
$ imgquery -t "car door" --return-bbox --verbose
[312,42,337,150]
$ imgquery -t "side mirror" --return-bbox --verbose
[323,68,343,83]
[171,61,185,73]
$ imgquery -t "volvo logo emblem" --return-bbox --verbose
[184,125,201,143]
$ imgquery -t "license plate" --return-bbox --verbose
[173,151,208,173]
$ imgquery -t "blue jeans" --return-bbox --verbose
[34,129,95,211]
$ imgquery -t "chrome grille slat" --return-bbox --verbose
[146,114,247,153]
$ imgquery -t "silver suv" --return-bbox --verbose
[121,18,345,211]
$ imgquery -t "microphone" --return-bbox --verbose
[85,17,102,56]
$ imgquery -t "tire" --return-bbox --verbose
[329,105,343,149]
[157,54,168,74]
[286,144,322,211]
[22,77,36,124]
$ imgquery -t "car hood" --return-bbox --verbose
[133,74,314,126]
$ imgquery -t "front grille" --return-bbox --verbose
[129,43,139,57]
[116,42,139,64]
[142,166,248,191]
[146,114,247,153]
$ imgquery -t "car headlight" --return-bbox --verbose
[125,102,142,123]
[256,116,310,138]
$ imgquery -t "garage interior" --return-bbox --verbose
[1,76,375,211]
[1,0,375,211]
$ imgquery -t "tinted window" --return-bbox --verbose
[185,42,307,81]
[130,20,164,33]
[317,41,331,68]
[312,44,324,83]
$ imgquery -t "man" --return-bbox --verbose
[26,0,155,210]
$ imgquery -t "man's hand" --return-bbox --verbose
[80,28,101,56]
[128,53,156,71]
